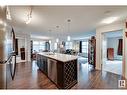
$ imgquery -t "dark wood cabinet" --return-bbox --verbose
[15,39,18,55]
[117,39,123,55]
[56,60,77,89]
[88,36,96,68]
[30,40,33,59]
[36,55,48,74]
[20,48,25,60]
[107,48,114,60]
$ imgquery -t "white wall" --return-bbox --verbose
[124,22,127,79]
[96,21,127,78]
[107,37,122,60]
[15,32,31,62]
[125,35,127,79]
[16,38,25,57]
[25,34,31,62]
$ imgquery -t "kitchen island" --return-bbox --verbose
[36,52,78,89]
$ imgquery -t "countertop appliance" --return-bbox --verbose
[0,7,16,89]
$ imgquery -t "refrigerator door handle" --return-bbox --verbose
[8,27,17,80]
[8,54,16,80]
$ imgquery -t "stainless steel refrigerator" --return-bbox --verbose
[0,7,16,89]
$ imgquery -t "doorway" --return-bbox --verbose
[16,38,26,63]
[102,30,123,75]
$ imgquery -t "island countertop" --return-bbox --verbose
[37,52,78,62]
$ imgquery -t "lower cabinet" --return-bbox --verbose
[37,55,47,74]
[37,54,41,67]
[36,54,77,89]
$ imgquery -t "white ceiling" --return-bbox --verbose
[9,6,127,40]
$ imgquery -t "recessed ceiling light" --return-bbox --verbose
[101,17,118,24]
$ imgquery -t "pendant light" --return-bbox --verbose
[67,19,71,41]
[67,36,70,41]
[56,38,59,43]
[25,6,33,24]
[49,40,51,43]
[56,25,59,43]
[48,29,52,43]
[6,6,12,20]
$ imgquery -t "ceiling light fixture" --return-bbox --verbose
[56,26,59,43]
[67,19,71,41]
[101,17,118,24]
[49,40,51,43]
[67,36,70,41]
[48,30,52,44]
[6,6,12,20]
[25,7,33,24]
[56,38,59,43]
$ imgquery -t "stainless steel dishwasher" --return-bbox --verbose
[48,59,57,84]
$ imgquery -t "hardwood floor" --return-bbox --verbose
[7,61,57,89]
[73,63,126,89]
[7,60,127,89]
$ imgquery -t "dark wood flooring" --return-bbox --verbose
[7,61,127,89]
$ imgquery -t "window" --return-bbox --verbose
[39,42,45,51]
[65,42,72,49]
[54,43,57,50]
[33,41,39,45]
[82,41,88,53]
[33,41,45,52]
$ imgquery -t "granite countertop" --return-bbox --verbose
[37,52,78,62]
